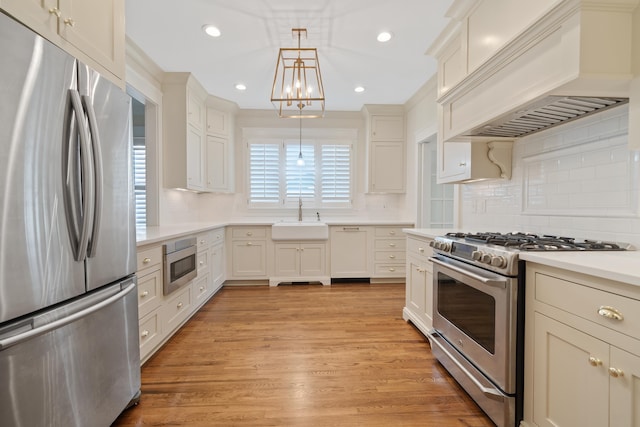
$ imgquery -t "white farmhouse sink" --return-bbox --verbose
[271,222,329,240]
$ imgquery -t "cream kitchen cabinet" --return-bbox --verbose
[436,139,512,184]
[372,226,406,280]
[403,235,434,335]
[363,106,406,194]
[523,263,640,427]
[210,229,225,292]
[136,244,164,362]
[329,226,373,278]
[163,73,209,191]
[1,0,125,84]
[204,99,236,193]
[270,242,329,286]
[227,226,270,280]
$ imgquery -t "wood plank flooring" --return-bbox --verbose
[112,283,494,427]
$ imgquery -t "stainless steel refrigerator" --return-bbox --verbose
[0,10,141,427]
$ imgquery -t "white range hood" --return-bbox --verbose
[433,0,639,143]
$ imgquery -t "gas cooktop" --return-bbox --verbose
[445,232,633,251]
[430,232,634,277]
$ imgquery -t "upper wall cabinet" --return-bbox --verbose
[163,73,208,191]
[429,0,639,144]
[363,105,406,194]
[1,0,125,85]
[204,98,236,193]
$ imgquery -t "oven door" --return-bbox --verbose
[430,255,519,394]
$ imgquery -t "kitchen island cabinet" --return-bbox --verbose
[522,263,640,427]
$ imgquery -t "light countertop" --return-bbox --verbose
[520,251,640,287]
[402,228,640,287]
[137,220,415,246]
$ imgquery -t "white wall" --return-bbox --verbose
[460,104,640,247]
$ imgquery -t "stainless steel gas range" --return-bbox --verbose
[427,232,633,427]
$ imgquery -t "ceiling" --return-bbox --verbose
[125,0,453,112]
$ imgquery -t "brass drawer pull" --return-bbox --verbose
[598,306,623,321]
[143,257,151,264]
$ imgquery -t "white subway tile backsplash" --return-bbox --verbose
[461,104,640,247]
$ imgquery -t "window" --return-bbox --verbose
[131,98,146,227]
[248,136,352,208]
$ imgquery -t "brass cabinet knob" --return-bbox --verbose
[609,367,624,378]
[588,357,602,367]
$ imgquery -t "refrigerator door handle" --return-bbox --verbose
[69,89,95,262]
[0,282,136,350]
[82,95,103,258]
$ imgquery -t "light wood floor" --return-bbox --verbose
[112,283,494,427]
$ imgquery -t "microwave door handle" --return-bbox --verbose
[429,257,507,288]
[69,89,94,262]
[82,95,102,258]
[428,331,505,400]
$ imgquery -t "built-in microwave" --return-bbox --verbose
[163,236,197,295]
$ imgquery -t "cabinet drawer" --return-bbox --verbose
[139,309,162,361]
[535,272,640,339]
[211,228,225,244]
[407,237,433,259]
[374,263,406,277]
[193,275,211,304]
[197,250,209,273]
[137,268,162,318]
[197,230,214,249]
[374,250,405,262]
[163,285,193,332]
[137,245,162,271]
[374,238,406,250]
[231,227,267,239]
[375,227,405,238]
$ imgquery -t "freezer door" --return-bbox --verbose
[78,64,137,291]
[0,12,85,323]
[0,278,141,427]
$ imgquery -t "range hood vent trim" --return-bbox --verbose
[463,96,628,138]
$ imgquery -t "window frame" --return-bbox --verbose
[245,128,356,210]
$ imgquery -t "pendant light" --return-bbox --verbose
[271,28,325,118]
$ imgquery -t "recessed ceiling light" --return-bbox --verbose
[354,86,365,93]
[235,83,247,91]
[377,31,392,43]
[202,25,221,38]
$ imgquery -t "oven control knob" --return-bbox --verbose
[441,242,451,252]
[429,241,436,248]
[471,250,483,261]
[480,253,493,264]
[490,256,507,268]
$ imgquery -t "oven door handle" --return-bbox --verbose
[429,257,507,289]
[428,331,505,400]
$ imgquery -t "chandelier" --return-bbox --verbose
[271,28,325,118]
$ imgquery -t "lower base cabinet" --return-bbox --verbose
[522,264,640,427]
[403,235,434,335]
[270,242,329,286]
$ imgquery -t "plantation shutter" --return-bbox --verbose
[132,142,146,226]
[249,143,280,204]
[285,142,315,202]
[321,144,351,203]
